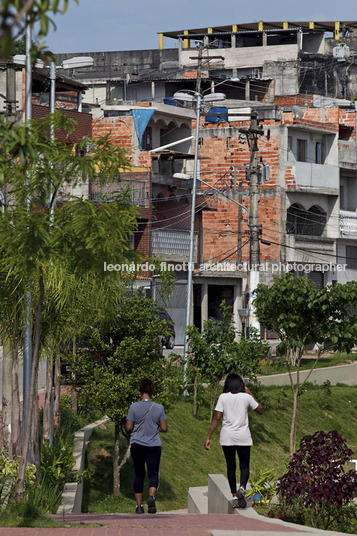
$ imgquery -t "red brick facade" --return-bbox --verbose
[89,99,356,276]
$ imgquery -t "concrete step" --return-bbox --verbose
[188,486,208,514]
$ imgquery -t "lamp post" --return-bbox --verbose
[173,90,226,385]
[173,169,250,381]
[12,51,93,446]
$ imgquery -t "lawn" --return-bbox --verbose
[82,383,357,514]
[257,351,356,376]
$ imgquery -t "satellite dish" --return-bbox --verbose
[292,105,304,119]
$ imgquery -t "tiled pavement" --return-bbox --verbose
[0,511,323,536]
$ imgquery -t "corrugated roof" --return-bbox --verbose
[161,20,357,39]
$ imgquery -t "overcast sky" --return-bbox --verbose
[44,0,355,54]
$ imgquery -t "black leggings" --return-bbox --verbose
[222,445,251,494]
[130,443,161,493]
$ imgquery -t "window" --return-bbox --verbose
[286,204,326,236]
[307,271,324,289]
[297,139,307,162]
[346,246,357,270]
[340,185,346,209]
[121,180,147,206]
[143,126,152,151]
[315,142,323,164]
[286,204,305,234]
[306,206,326,236]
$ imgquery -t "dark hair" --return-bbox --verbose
[223,373,245,394]
[139,378,154,397]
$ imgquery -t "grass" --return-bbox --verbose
[82,382,357,514]
[257,351,356,376]
[0,504,102,528]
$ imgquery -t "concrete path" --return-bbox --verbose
[0,509,351,536]
[258,360,357,387]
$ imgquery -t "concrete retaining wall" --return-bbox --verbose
[207,474,236,514]
[258,361,357,387]
[187,486,208,514]
[57,416,110,515]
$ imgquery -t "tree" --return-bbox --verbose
[254,273,357,454]
[0,0,75,56]
[0,112,139,501]
[65,293,183,495]
[187,302,269,419]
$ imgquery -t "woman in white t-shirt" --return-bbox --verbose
[205,373,263,509]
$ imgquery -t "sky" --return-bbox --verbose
[43,0,356,54]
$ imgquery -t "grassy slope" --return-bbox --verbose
[82,384,357,513]
[257,353,356,376]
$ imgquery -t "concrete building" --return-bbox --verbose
[34,21,357,338]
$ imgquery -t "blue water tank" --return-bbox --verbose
[163,97,185,106]
[205,107,228,123]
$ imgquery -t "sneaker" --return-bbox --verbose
[237,487,247,509]
[232,497,239,508]
[136,505,144,514]
[147,495,157,514]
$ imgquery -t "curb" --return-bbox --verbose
[56,415,110,515]
[190,476,354,536]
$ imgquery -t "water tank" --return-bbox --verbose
[205,107,228,123]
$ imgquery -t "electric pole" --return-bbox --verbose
[247,111,260,270]
[239,110,263,333]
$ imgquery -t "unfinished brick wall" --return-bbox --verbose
[197,100,355,267]
[274,94,314,106]
[198,117,284,265]
[92,116,153,259]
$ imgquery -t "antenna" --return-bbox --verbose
[292,105,304,119]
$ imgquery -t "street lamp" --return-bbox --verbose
[12,51,93,445]
[50,56,94,117]
[13,55,94,119]
[12,55,44,69]
[172,89,226,385]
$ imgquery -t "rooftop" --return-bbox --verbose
[161,20,357,39]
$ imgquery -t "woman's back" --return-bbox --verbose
[215,392,258,445]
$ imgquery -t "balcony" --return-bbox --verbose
[91,179,148,207]
[340,210,357,238]
[338,140,356,170]
[151,229,197,263]
[288,162,339,193]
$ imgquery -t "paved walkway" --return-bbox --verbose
[0,509,351,536]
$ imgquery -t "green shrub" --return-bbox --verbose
[265,503,357,534]
[0,456,36,513]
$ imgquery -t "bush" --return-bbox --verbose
[0,456,36,513]
[278,430,357,529]
[265,503,357,534]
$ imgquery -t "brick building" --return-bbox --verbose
[49,20,357,340]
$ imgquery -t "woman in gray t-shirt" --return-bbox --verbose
[126,378,167,514]
[205,373,263,509]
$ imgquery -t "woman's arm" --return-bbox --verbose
[158,420,167,433]
[126,419,134,433]
[245,386,263,414]
[205,411,222,450]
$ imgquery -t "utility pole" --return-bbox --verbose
[247,111,260,270]
[237,179,243,264]
[239,110,263,333]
